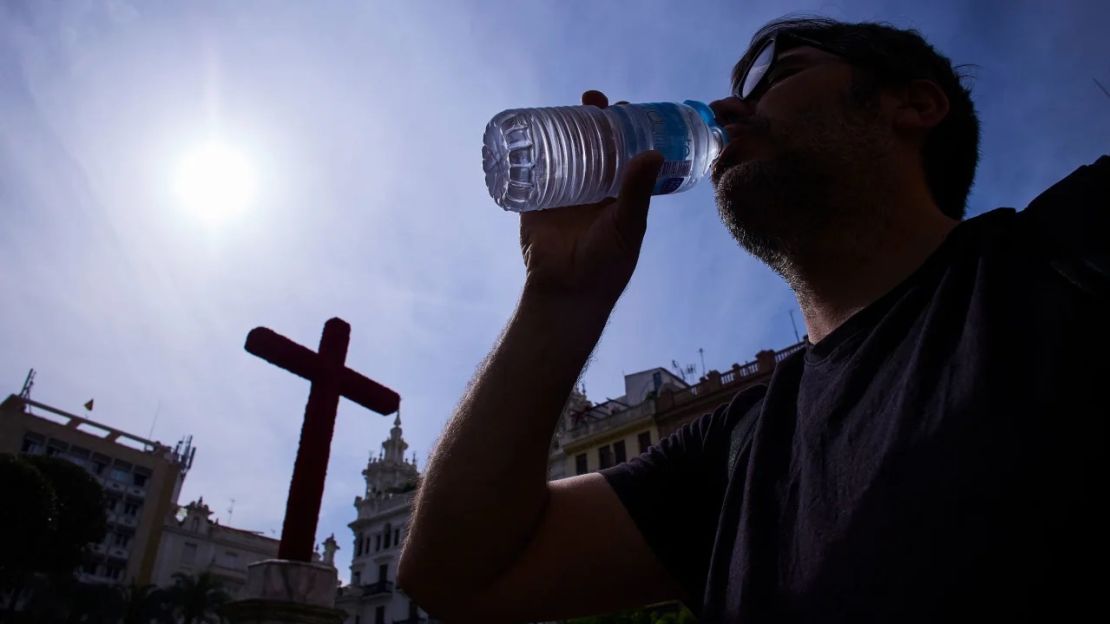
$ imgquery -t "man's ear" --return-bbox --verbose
[891,79,950,133]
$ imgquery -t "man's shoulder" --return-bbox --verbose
[1012,155,1110,297]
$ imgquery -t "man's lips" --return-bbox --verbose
[712,125,757,182]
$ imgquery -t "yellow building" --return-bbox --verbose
[550,368,688,478]
[0,390,194,585]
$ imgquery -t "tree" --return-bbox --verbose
[23,455,108,576]
[567,604,698,624]
[119,582,172,624]
[168,572,230,624]
[0,454,55,616]
[0,453,106,621]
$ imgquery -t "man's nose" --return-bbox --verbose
[709,96,755,126]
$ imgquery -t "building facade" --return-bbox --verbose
[548,342,806,478]
[551,368,686,479]
[150,497,280,597]
[0,393,194,585]
[653,342,805,439]
[337,414,432,624]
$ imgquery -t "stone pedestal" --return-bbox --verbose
[222,559,345,624]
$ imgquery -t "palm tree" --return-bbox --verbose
[168,572,229,624]
[119,582,171,624]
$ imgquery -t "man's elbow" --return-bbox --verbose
[397,548,455,619]
[399,552,500,622]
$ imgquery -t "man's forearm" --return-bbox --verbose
[399,284,613,605]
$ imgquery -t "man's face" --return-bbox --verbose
[709,44,897,272]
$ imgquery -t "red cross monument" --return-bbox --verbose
[244,317,400,562]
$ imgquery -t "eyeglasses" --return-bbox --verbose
[735,32,849,100]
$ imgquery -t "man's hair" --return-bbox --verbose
[732,17,981,220]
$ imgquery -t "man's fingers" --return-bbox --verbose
[582,90,609,108]
[613,150,663,248]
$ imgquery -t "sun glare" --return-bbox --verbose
[174,140,257,223]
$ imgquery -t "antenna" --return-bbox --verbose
[698,348,706,377]
[227,498,236,526]
[19,369,35,400]
[147,401,161,442]
[1094,77,1110,101]
[788,309,801,343]
[671,359,697,383]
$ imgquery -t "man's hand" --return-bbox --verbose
[520,90,664,308]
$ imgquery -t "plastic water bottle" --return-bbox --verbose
[482,100,728,212]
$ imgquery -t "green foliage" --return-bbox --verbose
[0,453,107,619]
[0,454,56,583]
[567,603,698,624]
[119,582,173,624]
[23,455,108,576]
[168,572,230,624]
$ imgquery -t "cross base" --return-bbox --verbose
[222,559,344,624]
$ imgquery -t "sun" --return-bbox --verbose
[174,140,257,223]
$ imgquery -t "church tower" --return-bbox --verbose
[339,411,427,624]
[363,413,419,497]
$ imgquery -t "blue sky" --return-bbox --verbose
[1,0,1106,582]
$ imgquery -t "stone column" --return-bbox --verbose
[222,559,345,624]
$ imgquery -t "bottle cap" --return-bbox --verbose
[683,100,729,146]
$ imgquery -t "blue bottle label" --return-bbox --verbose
[639,103,693,195]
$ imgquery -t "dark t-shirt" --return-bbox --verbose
[601,155,1109,622]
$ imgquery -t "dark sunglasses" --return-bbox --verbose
[735,32,849,100]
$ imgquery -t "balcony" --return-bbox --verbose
[562,400,655,447]
[361,580,393,596]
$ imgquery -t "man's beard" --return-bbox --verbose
[713,98,895,286]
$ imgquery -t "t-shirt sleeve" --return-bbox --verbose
[1017,154,1110,295]
[598,387,764,605]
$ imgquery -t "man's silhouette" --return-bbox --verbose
[400,16,1108,622]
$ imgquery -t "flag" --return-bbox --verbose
[84,399,94,411]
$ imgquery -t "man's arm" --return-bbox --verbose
[398,290,684,620]
[398,90,675,620]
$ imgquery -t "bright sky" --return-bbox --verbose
[2,0,1107,582]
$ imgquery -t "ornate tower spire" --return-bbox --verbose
[382,409,408,464]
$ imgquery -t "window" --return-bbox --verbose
[353,570,361,585]
[91,454,110,475]
[374,606,385,624]
[613,440,627,464]
[393,528,400,546]
[182,542,197,565]
[375,535,381,551]
[123,500,141,516]
[638,431,652,454]
[110,466,131,482]
[20,433,44,455]
[132,469,150,488]
[112,530,132,548]
[378,563,388,582]
[383,523,392,549]
[105,562,124,580]
[575,453,588,475]
[225,551,239,566]
[598,445,613,470]
[355,534,363,557]
[46,439,68,457]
